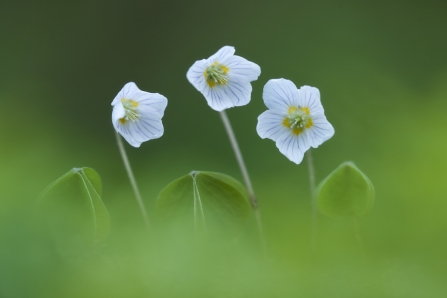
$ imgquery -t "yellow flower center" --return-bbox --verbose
[119,98,139,124]
[283,106,313,135]
[204,62,229,88]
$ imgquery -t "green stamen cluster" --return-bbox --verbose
[205,63,228,86]
[121,99,139,122]
[286,108,310,129]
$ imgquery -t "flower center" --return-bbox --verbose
[119,98,139,124]
[204,62,229,87]
[283,106,313,135]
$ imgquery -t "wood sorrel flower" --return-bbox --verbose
[256,79,334,164]
[186,46,261,111]
[111,82,167,147]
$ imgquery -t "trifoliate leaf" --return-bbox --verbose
[156,171,251,238]
[316,162,375,218]
[81,167,102,197]
[36,168,110,244]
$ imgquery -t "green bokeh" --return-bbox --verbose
[1,0,447,297]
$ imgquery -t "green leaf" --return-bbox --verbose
[36,168,110,243]
[316,162,375,218]
[156,171,251,238]
[81,167,102,197]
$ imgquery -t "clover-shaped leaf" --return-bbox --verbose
[156,171,251,238]
[36,168,110,244]
[316,162,375,218]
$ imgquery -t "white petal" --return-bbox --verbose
[139,112,164,139]
[113,114,164,148]
[137,93,168,118]
[207,46,235,63]
[111,82,167,147]
[224,55,261,82]
[112,102,125,123]
[112,110,141,147]
[201,84,235,111]
[307,115,335,147]
[203,76,254,111]
[298,86,324,115]
[186,60,208,93]
[299,129,314,149]
[114,122,142,148]
[263,79,300,112]
[275,131,308,164]
[111,82,139,106]
[127,109,164,142]
[222,73,253,107]
[256,110,289,141]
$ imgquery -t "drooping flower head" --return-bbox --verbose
[186,46,261,111]
[256,79,334,164]
[111,82,167,147]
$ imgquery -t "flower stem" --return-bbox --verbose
[352,217,366,257]
[219,110,267,257]
[306,149,317,252]
[115,131,151,233]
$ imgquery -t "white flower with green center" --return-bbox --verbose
[256,79,334,164]
[111,82,167,148]
[186,46,261,111]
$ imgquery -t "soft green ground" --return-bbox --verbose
[1,0,447,297]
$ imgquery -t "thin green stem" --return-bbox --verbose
[115,131,151,233]
[306,149,317,252]
[352,217,366,257]
[219,110,267,258]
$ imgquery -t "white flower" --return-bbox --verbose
[186,46,261,111]
[111,82,167,148]
[256,79,334,164]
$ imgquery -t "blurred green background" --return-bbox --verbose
[1,0,447,297]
